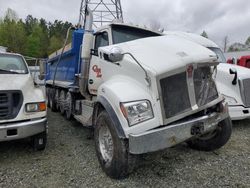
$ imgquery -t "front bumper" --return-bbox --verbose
[228,105,250,120]
[0,118,47,142]
[129,110,229,154]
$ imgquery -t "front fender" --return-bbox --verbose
[216,64,244,105]
[96,76,161,137]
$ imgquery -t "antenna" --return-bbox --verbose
[78,0,123,28]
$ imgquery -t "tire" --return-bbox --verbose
[187,118,232,151]
[94,111,135,179]
[31,131,47,151]
[55,89,60,111]
[65,92,73,120]
[49,88,57,112]
[46,87,51,108]
[59,90,66,115]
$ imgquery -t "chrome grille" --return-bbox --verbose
[193,66,218,107]
[160,72,191,118]
[0,93,10,118]
[242,78,250,107]
[0,91,23,120]
[0,93,8,104]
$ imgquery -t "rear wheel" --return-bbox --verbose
[59,90,66,115]
[65,91,73,120]
[31,131,47,151]
[94,111,135,179]
[187,118,232,151]
[49,88,57,112]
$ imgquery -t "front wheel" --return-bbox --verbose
[31,131,47,151]
[94,111,135,179]
[187,118,232,151]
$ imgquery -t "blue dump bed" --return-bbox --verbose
[46,29,84,86]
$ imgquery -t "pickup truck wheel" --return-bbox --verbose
[49,88,57,112]
[31,131,47,151]
[59,90,66,115]
[187,118,232,151]
[46,88,50,108]
[94,111,133,179]
[65,92,73,120]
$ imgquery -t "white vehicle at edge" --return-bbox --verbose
[0,52,47,150]
[164,31,250,120]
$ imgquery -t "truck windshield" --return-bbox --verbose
[0,54,28,74]
[208,47,227,63]
[112,25,161,44]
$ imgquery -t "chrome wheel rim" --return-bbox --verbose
[98,123,114,163]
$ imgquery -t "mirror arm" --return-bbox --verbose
[123,52,151,86]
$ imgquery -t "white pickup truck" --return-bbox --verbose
[0,52,47,150]
[164,31,250,120]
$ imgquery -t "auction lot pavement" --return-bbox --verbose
[0,110,250,188]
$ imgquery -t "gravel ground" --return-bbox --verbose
[0,110,250,188]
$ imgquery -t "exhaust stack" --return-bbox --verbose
[79,7,93,99]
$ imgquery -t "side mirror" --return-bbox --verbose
[229,68,237,85]
[232,57,237,65]
[107,47,124,63]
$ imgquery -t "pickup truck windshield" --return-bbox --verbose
[0,54,28,74]
[112,25,161,44]
[208,47,227,63]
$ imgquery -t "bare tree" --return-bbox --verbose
[201,31,208,38]
[223,36,229,52]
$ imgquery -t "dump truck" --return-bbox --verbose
[0,52,47,150]
[41,9,232,179]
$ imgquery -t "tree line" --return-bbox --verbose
[0,8,73,58]
[201,30,250,52]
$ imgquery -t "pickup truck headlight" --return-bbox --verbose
[26,102,46,112]
[120,100,154,126]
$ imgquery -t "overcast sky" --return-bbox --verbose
[0,0,250,48]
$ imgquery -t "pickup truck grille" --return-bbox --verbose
[0,91,23,120]
[193,66,218,106]
[0,93,8,103]
[160,72,191,118]
[241,78,250,107]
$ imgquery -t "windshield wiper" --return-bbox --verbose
[0,69,20,74]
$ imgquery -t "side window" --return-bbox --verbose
[94,32,109,50]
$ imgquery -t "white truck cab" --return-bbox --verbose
[46,16,232,178]
[0,52,47,150]
[82,23,232,178]
[164,31,250,120]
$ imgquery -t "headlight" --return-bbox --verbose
[120,100,154,126]
[26,102,46,112]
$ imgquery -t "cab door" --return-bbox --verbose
[88,31,109,95]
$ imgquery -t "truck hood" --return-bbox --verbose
[103,35,218,75]
[217,63,250,80]
[164,31,219,48]
[0,74,34,90]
